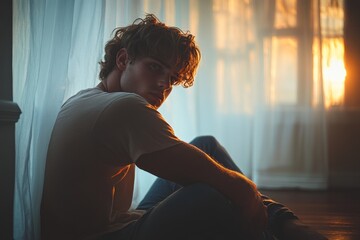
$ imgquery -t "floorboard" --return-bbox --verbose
[261,189,360,240]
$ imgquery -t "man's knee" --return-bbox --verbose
[190,135,219,149]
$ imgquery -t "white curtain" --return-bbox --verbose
[13,1,105,239]
[250,0,329,188]
[13,0,340,239]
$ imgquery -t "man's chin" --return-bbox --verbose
[146,101,161,109]
[148,98,163,109]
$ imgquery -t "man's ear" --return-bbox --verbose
[116,48,129,70]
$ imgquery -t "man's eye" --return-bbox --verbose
[149,63,162,71]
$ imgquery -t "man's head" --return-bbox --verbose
[99,14,201,88]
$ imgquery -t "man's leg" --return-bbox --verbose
[103,183,244,240]
[137,136,297,239]
[189,136,242,173]
[182,136,298,234]
[137,136,239,210]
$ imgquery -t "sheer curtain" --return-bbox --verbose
[250,0,329,188]
[13,0,336,239]
[13,1,105,239]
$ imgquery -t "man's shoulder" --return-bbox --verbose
[113,92,147,103]
[105,92,151,110]
[92,92,157,122]
[66,88,148,108]
[104,92,156,111]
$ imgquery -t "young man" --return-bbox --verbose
[41,14,327,240]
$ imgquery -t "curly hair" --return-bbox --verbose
[98,14,201,88]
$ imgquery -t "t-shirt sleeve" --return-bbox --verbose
[94,94,182,163]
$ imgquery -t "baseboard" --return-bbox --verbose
[254,174,328,190]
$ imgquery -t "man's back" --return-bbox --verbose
[41,88,141,239]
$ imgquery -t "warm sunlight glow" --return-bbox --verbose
[213,0,249,51]
[320,0,345,108]
[213,0,254,114]
[324,56,346,106]
[321,37,346,108]
[275,0,297,28]
[265,37,297,105]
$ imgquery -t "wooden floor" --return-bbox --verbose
[261,189,360,240]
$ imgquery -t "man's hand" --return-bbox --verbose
[279,219,328,240]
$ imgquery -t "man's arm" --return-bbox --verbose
[136,142,267,237]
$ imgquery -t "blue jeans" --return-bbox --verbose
[100,136,297,239]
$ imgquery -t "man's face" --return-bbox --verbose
[119,57,178,109]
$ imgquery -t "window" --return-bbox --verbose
[262,0,345,108]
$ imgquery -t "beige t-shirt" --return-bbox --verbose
[41,87,182,239]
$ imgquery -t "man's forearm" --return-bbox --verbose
[136,142,268,235]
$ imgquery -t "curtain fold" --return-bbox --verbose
[13,0,335,239]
